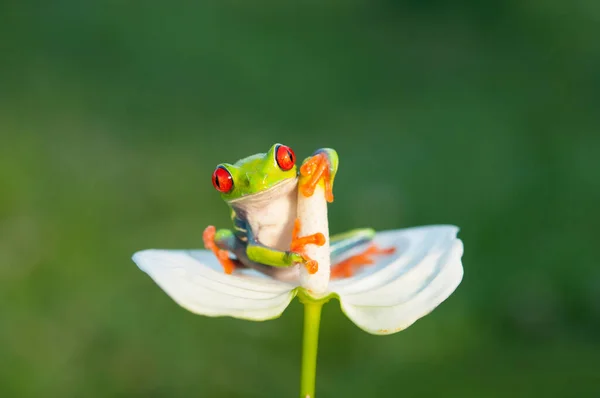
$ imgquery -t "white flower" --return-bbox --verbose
[132,224,463,335]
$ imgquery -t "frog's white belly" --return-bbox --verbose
[230,178,299,252]
[246,188,297,251]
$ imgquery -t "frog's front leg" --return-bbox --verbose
[245,225,325,273]
[299,148,339,202]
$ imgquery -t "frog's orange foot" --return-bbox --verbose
[299,152,334,203]
[331,244,396,279]
[290,219,326,274]
[290,219,326,252]
[203,226,238,275]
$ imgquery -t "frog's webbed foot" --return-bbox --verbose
[203,226,240,275]
[299,149,337,203]
[290,218,326,274]
[331,244,396,279]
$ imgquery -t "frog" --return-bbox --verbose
[202,143,394,281]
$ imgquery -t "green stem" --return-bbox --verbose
[300,300,324,398]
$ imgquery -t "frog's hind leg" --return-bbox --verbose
[330,228,376,259]
[203,226,244,274]
[330,228,395,279]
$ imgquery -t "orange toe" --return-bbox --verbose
[203,226,237,275]
[305,259,319,274]
[202,226,218,251]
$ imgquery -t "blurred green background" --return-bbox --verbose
[1,1,599,397]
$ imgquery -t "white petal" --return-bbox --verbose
[329,225,463,335]
[132,250,296,321]
[297,183,330,296]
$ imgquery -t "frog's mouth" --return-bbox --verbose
[228,176,298,207]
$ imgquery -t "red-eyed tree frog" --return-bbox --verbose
[203,144,393,281]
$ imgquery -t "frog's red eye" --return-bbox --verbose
[275,144,295,171]
[212,166,233,193]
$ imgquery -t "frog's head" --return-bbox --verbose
[211,143,298,203]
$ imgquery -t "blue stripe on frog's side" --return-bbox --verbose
[329,228,375,263]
